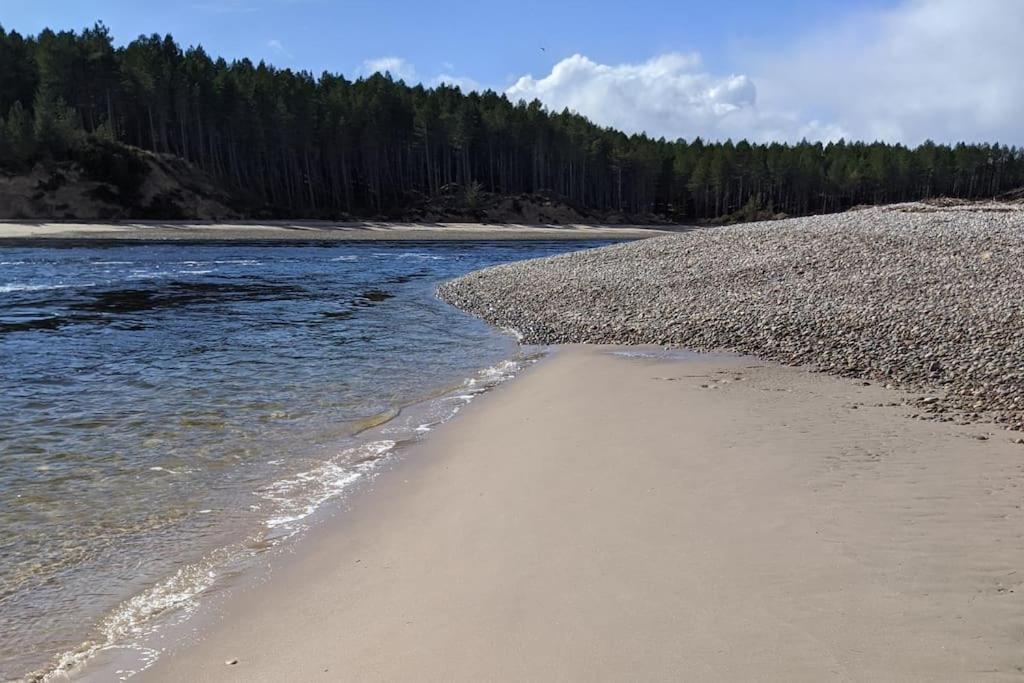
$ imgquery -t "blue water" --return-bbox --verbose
[0,239,614,679]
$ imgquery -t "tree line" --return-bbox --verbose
[2,23,1023,220]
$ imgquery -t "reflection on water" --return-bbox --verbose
[0,239,613,679]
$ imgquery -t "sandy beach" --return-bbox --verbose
[0,221,674,242]
[136,345,1024,682]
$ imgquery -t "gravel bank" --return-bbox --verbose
[438,202,1024,430]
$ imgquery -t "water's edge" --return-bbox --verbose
[2,239,621,680]
[39,347,545,682]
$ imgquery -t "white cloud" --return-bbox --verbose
[754,0,1024,144]
[360,56,416,82]
[433,74,483,92]
[266,39,292,59]
[503,0,1024,144]
[505,53,805,142]
[357,57,482,92]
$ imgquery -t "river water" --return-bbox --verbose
[0,239,614,679]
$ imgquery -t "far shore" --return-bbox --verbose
[131,345,1024,682]
[0,221,681,242]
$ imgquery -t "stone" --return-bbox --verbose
[438,203,1024,432]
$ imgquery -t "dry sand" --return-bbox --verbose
[137,346,1024,682]
[0,221,674,241]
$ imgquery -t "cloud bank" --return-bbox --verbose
[755,0,1024,144]
[504,0,1024,144]
[505,53,836,143]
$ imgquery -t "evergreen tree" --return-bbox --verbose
[4,100,35,166]
[0,23,1021,220]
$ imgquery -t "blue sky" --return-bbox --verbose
[1,0,894,85]
[3,0,1022,145]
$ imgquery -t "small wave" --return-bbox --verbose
[33,356,535,680]
[330,255,359,262]
[0,283,84,294]
[92,261,134,265]
[176,260,259,266]
[177,269,214,275]
[372,252,445,261]
[0,260,27,266]
[258,440,396,532]
[481,359,520,378]
[397,252,445,260]
[147,466,192,476]
[126,271,172,281]
[36,541,254,681]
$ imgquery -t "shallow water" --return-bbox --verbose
[0,239,613,679]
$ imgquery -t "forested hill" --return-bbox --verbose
[2,23,1024,222]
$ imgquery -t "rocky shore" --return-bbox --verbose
[439,202,1024,432]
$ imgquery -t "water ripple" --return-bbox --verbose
[0,239,614,679]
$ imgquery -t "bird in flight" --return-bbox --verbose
[540,47,546,52]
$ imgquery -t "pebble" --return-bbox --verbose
[439,203,1024,430]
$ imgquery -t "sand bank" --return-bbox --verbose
[135,346,1024,682]
[0,221,674,241]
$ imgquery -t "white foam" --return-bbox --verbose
[39,542,248,681]
[36,356,537,680]
[258,440,395,531]
[397,252,445,260]
[127,271,172,281]
[176,260,259,266]
[373,252,445,260]
[0,283,78,293]
[475,359,521,383]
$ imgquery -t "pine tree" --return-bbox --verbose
[4,100,35,166]
[0,23,1021,219]
[33,87,82,157]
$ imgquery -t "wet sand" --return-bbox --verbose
[139,346,1024,682]
[0,221,674,241]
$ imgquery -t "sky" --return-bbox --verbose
[3,0,1023,145]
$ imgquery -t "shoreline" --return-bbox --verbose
[31,351,541,682]
[4,238,599,681]
[130,345,1024,681]
[0,221,679,242]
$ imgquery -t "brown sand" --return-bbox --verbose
[138,346,1024,682]
[0,221,674,241]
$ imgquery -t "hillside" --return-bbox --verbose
[0,138,673,224]
[0,139,236,221]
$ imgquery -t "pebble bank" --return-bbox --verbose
[439,203,1024,431]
